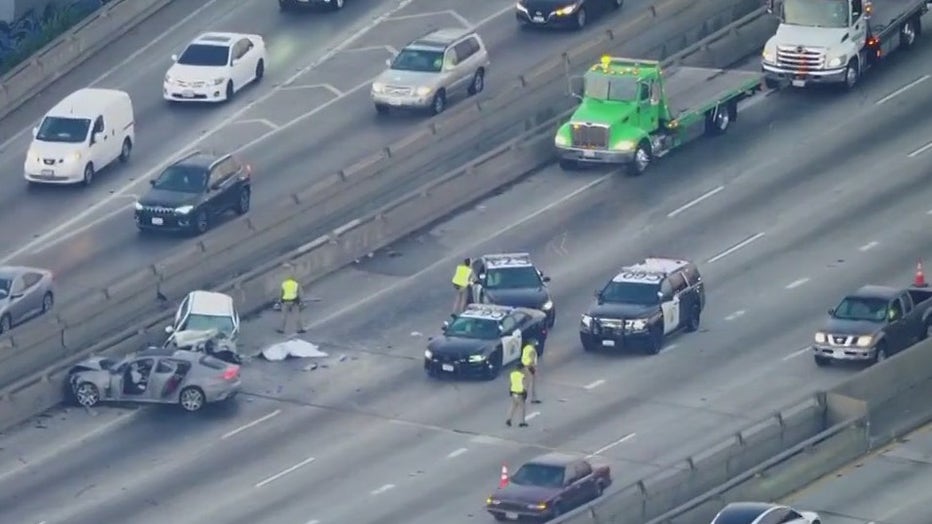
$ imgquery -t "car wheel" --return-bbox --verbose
[627,142,651,176]
[75,382,100,408]
[551,503,565,518]
[684,304,700,332]
[645,326,663,355]
[179,386,206,412]
[842,58,859,90]
[484,349,503,380]
[430,90,446,115]
[581,337,597,352]
[255,59,265,82]
[705,103,731,135]
[41,292,54,314]
[225,80,235,101]
[573,7,587,29]
[814,354,831,367]
[593,481,604,498]
[467,68,485,96]
[547,309,556,328]
[332,0,344,8]
[119,137,132,163]
[0,314,10,335]
[82,163,94,186]
[235,188,251,215]
[900,18,918,49]
[871,343,888,365]
[192,210,209,235]
[492,513,507,522]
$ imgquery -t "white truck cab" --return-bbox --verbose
[25,88,135,186]
[761,0,929,90]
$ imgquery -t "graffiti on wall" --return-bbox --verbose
[0,0,110,70]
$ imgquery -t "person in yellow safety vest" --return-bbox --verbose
[277,265,306,335]
[506,363,529,427]
[521,340,541,404]
[451,258,474,314]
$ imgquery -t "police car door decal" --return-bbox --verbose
[661,296,679,335]
[503,329,521,364]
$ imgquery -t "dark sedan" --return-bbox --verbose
[425,304,548,380]
[486,453,611,521]
[515,0,624,30]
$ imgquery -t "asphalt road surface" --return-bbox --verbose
[1,29,931,523]
[0,0,667,312]
[784,422,932,524]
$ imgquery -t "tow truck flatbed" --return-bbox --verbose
[869,0,929,36]
[665,66,762,122]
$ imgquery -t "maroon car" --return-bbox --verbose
[485,452,611,521]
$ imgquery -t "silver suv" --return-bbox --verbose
[371,28,490,115]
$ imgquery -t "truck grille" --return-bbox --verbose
[384,85,412,96]
[570,123,609,148]
[176,80,206,88]
[140,206,177,215]
[776,45,825,70]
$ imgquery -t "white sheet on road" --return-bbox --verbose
[261,339,329,361]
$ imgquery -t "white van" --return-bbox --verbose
[24,88,134,186]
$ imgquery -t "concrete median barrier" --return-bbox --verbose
[0,0,774,430]
[0,0,176,120]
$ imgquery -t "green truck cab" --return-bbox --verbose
[554,56,763,175]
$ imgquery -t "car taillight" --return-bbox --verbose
[222,366,239,380]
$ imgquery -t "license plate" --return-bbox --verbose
[791,79,806,87]
[151,217,164,225]
[40,169,54,176]
[833,350,845,358]
[583,150,595,158]
[182,90,195,98]
[441,363,454,372]
[602,340,615,347]
[505,513,519,520]
[532,15,545,22]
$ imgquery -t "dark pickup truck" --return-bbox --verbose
[486,452,611,521]
[812,285,932,366]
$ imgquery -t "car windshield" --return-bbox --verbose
[153,165,207,193]
[391,48,443,73]
[35,116,90,143]
[584,72,640,102]
[510,464,565,488]
[0,278,10,299]
[444,316,499,339]
[783,0,848,28]
[181,314,235,336]
[484,267,541,290]
[178,43,230,66]
[832,296,888,322]
[600,281,659,305]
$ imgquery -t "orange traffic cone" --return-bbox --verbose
[499,464,509,488]
[916,260,928,288]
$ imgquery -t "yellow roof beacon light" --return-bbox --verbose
[600,55,611,71]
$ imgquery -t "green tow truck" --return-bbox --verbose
[554,56,763,175]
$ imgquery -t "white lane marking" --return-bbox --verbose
[311,173,609,328]
[587,433,636,458]
[908,140,932,158]
[666,186,724,218]
[785,278,810,289]
[583,379,605,390]
[1,2,514,264]
[388,10,470,28]
[341,44,397,55]
[221,409,282,440]
[447,447,468,458]
[236,118,280,130]
[876,75,929,104]
[370,483,396,495]
[0,409,140,482]
[0,0,225,155]
[707,232,765,263]
[782,347,810,361]
[280,83,344,96]
[859,241,879,252]
[306,520,320,524]
[255,456,316,488]
[526,411,541,421]
[724,310,745,321]
[471,434,507,445]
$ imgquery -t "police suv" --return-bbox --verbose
[471,253,556,327]
[579,258,704,354]
[424,304,549,380]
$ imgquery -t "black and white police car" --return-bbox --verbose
[579,257,705,354]
[424,304,549,380]
[470,253,555,327]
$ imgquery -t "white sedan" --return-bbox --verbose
[163,32,266,103]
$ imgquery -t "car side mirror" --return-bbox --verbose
[765,0,775,13]
[568,75,584,100]
[32,126,38,137]
[210,181,222,190]
[171,53,178,62]
[442,320,449,330]
[827,308,835,316]
[149,179,156,186]
[542,276,551,283]
[385,58,392,67]
[10,292,24,299]
[165,325,174,334]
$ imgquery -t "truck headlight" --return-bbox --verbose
[134,202,143,211]
[612,140,635,151]
[826,55,846,68]
[624,319,647,331]
[762,48,775,63]
[580,314,592,329]
[856,336,874,347]
[175,205,193,214]
[554,134,568,146]
[415,86,432,96]
[424,349,433,359]
[372,82,385,93]
[814,332,826,343]
[541,300,553,310]
[468,354,486,362]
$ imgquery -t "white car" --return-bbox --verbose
[166,290,240,341]
[711,502,820,524]
[163,32,266,103]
